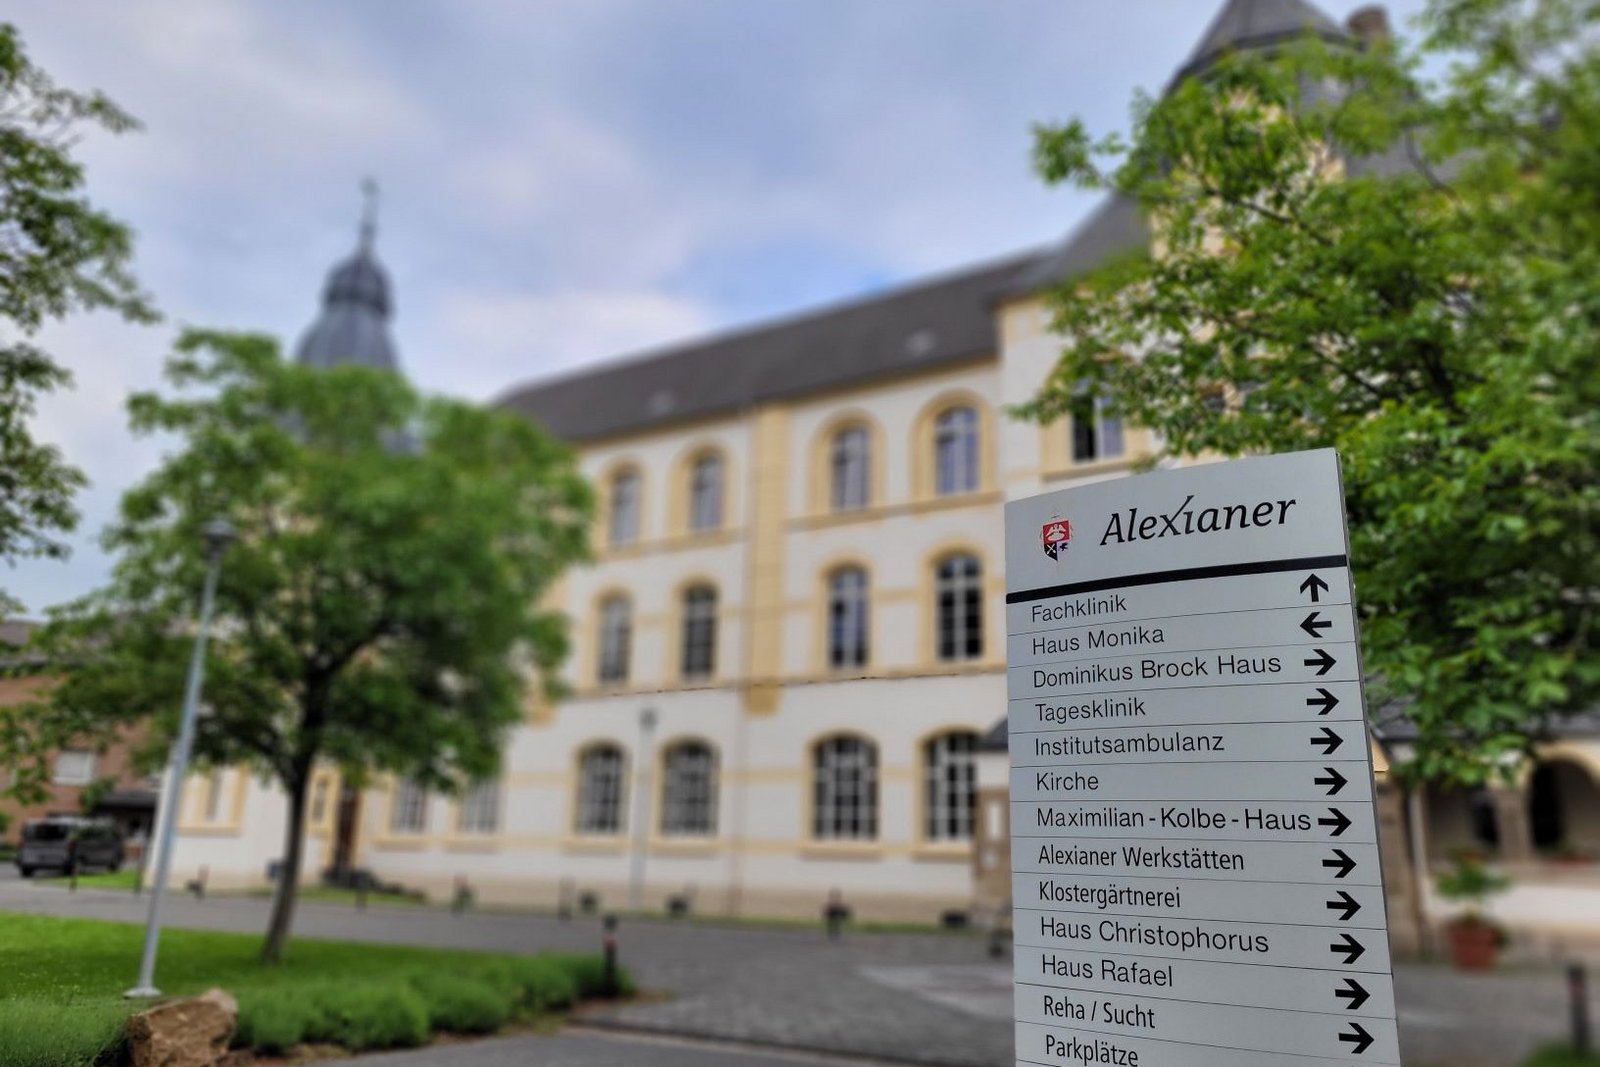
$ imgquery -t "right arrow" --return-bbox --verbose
[1300,611,1333,638]
[1335,977,1370,1010]
[1319,807,1353,837]
[1326,889,1361,921]
[1304,648,1336,676]
[1311,726,1344,755]
[1307,687,1340,715]
[1330,931,1367,965]
[1300,573,1330,602]
[1338,1021,1374,1054]
[1314,766,1349,795]
[1322,848,1357,879]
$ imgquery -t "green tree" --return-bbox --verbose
[17,331,591,960]
[1024,0,1598,783]
[0,23,155,614]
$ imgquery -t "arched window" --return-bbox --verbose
[933,406,979,495]
[681,584,718,680]
[660,740,718,837]
[459,778,501,835]
[827,566,869,669]
[813,736,877,840]
[597,594,632,685]
[935,553,983,662]
[924,732,978,841]
[1070,393,1124,463]
[575,745,626,834]
[390,779,427,834]
[608,468,641,545]
[689,453,724,532]
[830,426,870,510]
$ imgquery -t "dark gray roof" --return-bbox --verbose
[294,228,400,373]
[1004,194,1149,297]
[499,250,1046,443]
[1168,0,1348,90]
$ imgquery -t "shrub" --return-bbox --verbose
[543,952,634,998]
[1526,1046,1600,1067]
[496,956,579,1015]
[407,972,510,1034]
[235,987,318,1055]
[0,999,127,1067]
[300,983,429,1051]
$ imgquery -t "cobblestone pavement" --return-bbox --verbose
[0,875,1589,1066]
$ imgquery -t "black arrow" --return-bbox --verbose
[1311,726,1345,756]
[1304,648,1336,676]
[1339,1021,1374,1055]
[1334,977,1370,1010]
[1320,807,1353,837]
[1307,687,1340,715]
[1300,611,1332,638]
[1330,932,1366,965]
[1326,890,1361,922]
[1322,848,1357,879]
[1300,573,1330,602]
[1314,766,1348,795]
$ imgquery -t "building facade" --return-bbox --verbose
[169,0,1600,942]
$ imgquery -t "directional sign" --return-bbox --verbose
[1004,450,1399,1066]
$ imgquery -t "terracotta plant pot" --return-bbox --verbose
[1446,918,1499,970]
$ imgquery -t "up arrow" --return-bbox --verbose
[1300,573,1330,602]
[1335,977,1371,1010]
[1322,848,1357,879]
[1311,726,1344,755]
[1319,807,1353,837]
[1326,889,1361,921]
[1300,611,1333,638]
[1304,648,1337,676]
[1307,687,1340,715]
[1338,1022,1375,1055]
[1314,767,1349,795]
[1330,932,1366,965]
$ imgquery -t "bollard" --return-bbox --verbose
[823,888,849,941]
[601,914,619,997]
[186,865,209,900]
[1571,963,1592,1056]
[452,875,473,916]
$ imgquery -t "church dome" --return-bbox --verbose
[294,184,400,373]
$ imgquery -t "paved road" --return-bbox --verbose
[324,1028,926,1067]
[0,875,1588,1066]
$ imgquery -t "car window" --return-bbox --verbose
[24,824,71,842]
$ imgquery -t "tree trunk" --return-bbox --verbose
[261,769,310,963]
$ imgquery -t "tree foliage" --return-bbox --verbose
[11,331,591,958]
[0,23,156,614]
[1024,0,1598,783]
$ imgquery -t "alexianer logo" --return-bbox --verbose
[1041,520,1070,560]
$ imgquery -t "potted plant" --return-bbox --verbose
[1434,853,1511,970]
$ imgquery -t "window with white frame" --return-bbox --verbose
[575,744,626,834]
[680,584,717,680]
[812,736,878,840]
[933,406,979,495]
[459,778,501,835]
[935,553,984,662]
[830,425,870,510]
[52,749,95,785]
[608,469,641,546]
[1070,393,1125,463]
[660,741,718,836]
[688,453,724,532]
[827,566,869,669]
[597,594,632,684]
[924,731,978,841]
[390,779,428,834]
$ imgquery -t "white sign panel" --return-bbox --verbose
[1004,449,1399,1066]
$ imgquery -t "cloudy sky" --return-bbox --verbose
[5,0,1426,614]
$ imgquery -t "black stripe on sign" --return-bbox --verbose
[1005,554,1349,604]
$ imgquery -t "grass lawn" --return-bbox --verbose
[0,910,620,1067]
[33,868,140,891]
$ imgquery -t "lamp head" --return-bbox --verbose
[201,518,236,559]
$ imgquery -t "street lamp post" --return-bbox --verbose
[628,707,657,912]
[126,518,235,999]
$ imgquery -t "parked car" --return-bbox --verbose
[15,817,124,877]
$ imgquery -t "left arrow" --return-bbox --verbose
[1338,1022,1374,1054]
[1300,611,1333,637]
[1304,648,1336,676]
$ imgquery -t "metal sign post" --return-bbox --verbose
[1003,449,1399,1066]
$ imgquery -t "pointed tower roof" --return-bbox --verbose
[1168,0,1347,89]
[295,180,400,372]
